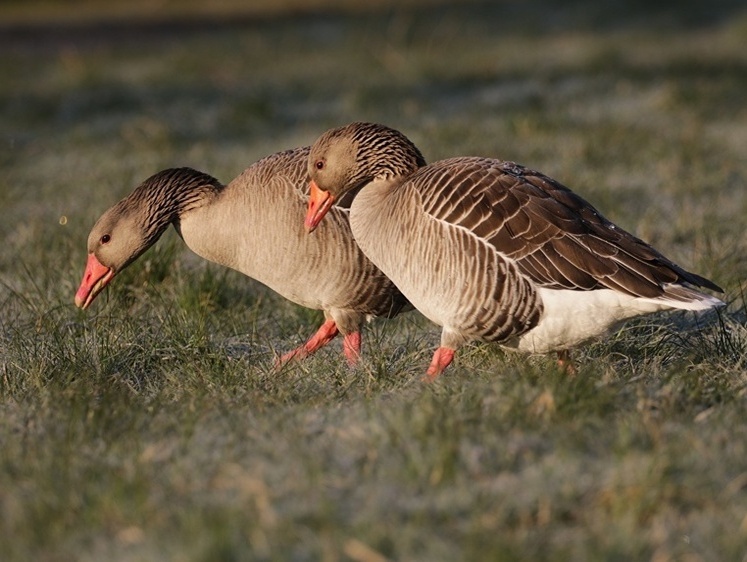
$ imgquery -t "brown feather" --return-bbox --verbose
[415,157,723,297]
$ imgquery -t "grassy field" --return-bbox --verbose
[2,0,747,560]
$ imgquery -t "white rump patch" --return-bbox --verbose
[511,286,722,354]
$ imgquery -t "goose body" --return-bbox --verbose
[75,147,409,363]
[304,122,723,378]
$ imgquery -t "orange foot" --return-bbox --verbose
[342,331,361,366]
[275,318,339,367]
[423,347,455,382]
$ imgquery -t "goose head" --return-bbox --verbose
[75,167,220,309]
[74,200,152,309]
[304,122,425,232]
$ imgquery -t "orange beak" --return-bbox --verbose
[304,180,335,233]
[74,253,115,309]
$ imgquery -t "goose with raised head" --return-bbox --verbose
[304,122,724,380]
[75,147,410,364]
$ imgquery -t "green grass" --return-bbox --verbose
[2,0,747,560]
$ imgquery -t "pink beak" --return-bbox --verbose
[304,180,335,233]
[74,253,114,309]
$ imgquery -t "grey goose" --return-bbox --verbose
[303,122,724,379]
[75,147,409,365]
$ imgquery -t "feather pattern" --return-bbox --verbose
[78,146,409,361]
[415,157,722,298]
[181,147,409,324]
[307,122,724,374]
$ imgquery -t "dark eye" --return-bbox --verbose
[315,160,325,170]
[101,234,111,244]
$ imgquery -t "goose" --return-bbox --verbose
[303,122,724,379]
[75,146,409,365]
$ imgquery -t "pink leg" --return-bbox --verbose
[556,349,577,376]
[424,347,455,382]
[276,319,340,366]
[342,331,361,366]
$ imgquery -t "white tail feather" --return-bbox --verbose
[637,284,724,312]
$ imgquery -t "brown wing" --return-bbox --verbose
[415,157,722,298]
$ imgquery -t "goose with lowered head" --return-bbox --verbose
[75,147,409,364]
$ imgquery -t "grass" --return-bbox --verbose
[2,0,747,560]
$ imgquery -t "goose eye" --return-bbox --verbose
[101,234,111,244]
[315,160,325,170]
